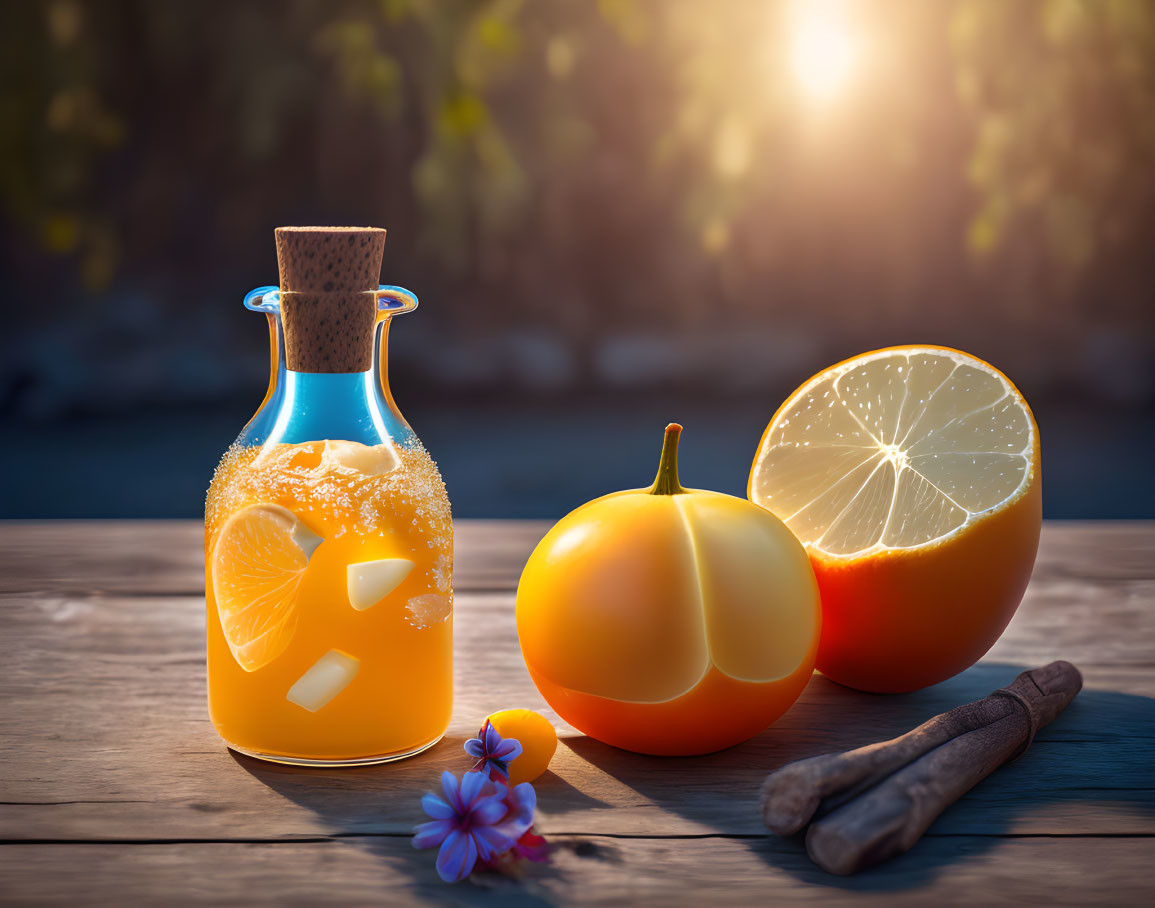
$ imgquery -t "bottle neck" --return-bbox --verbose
[239,318,413,449]
[268,370,393,444]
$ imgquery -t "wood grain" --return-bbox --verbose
[0,520,546,595]
[2,838,1153,907]
[0,520,1153,905]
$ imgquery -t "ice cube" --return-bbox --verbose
[291,522,324,560]
[286,650,360,712]
[321,440,400,477]
[405,593,452,629]
[347,558,414,611]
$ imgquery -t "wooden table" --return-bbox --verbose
[1,521,1152,905]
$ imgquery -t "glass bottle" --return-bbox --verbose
[204,227,452,766]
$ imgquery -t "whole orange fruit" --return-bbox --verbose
[516,424,820,755]
[749,346,1042,693]
[485,709,558,785]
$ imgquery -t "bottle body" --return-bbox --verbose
[204,292,452,765]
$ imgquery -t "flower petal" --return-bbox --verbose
[463,738,486,759]
[513,781,536,810]
[441,771,462,812]
[436,828,478,883]
[421,793,456,821]
[495,782,536,841]
[471,757,494,779]
[471,794,509,826]
[472,825,515,862]
[458,770,489,808]
[484,722,503,751]
[412,818,454,850]
[493,738,523,762]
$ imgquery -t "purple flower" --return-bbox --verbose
[413,770,537,883]
[495,778,536,842]
[464,719,523,781]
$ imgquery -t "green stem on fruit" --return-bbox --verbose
[648,423,687,496]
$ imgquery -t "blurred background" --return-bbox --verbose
[1,0,1152,519]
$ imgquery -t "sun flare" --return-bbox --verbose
[789,0,858,102]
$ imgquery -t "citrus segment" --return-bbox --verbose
[677,494,819,683]
[750,347,1036,558]
[211,503,321,672]
[516,495,709,704]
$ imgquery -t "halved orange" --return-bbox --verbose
[210,503,322,672]
[749,346,1041,692]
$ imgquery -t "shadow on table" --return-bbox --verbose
[230,737,578,905]
[563,660,1155,893]
[225,661,1154,897]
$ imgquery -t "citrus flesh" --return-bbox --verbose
[749,346,1041,692]
[211,503,321,672]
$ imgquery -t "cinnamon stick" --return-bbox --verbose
[760,661,1082,875]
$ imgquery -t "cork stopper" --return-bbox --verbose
[274,227,387,373]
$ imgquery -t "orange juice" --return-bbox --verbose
[206,227,451,764]
[205,439,452,764]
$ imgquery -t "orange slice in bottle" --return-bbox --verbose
[211,503,322,672]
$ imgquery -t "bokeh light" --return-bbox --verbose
[789,0,859,102]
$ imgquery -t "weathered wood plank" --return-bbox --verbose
[0,521,206,595]
[1,520,1152,596]
[2,584,1152,841]
[1,521,1153,907]
[1,837,1153,907]
[0,520,548,595]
